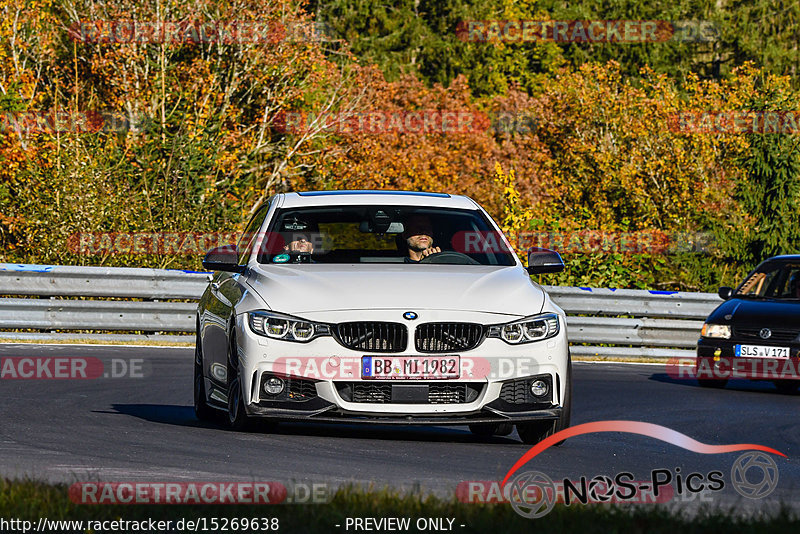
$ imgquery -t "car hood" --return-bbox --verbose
[244,264,544,316]
[708,297,800,328]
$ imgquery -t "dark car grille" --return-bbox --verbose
[500,377,553,405]
[286,378,318,401]
[352,383,392,403]
[428,384,468,403]
[334,322,407,352]
[259,375,318,402]
[337,382,482,404]
[500,380,531,404]
[735,327,800,343]
[414,323,485,353]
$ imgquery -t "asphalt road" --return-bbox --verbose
[1,343,798,513]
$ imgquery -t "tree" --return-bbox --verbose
[734,108,800,263]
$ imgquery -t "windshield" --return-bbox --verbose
[736,262,800,299]
[256,205,517,266]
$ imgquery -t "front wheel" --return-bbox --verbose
[517,353,572,445]
[227,375,252,431]
[226,333,253,431]
[468,423,513,437]
[468,424,496,437]
[193,335,215,422]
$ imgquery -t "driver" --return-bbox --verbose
[402,214,441,262]
[788,272,800,298]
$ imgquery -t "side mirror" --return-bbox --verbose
[718,286,734,300]
[202,245,245,273]
[526,248,565,275]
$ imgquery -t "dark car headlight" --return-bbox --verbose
[700,323,731,339]
[487,313,560,344]
[248,311,331,342]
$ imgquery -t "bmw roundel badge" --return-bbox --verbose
[403,311,418,320]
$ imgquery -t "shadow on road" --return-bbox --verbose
[647,373,798,395]
[105,403,524,444]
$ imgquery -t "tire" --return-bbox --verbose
[697,378,728,389]
[469,422,514,437]
[226,333,253,431]
[774,380,798,394]
[193,333,215,422]
[516,353,572,446]
[469,424,498,437]
[495,423,514,436]
[227,375,252,431]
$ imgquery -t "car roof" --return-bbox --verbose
[760,255,800,263]
[278,190,480,210]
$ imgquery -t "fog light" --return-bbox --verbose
[263,376,285,395]
[530,379,548,397]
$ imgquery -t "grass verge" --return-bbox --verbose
[1,479,797,533]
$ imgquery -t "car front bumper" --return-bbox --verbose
[697,338,800,381]
[697,337,800,359]
[232,311,570,424]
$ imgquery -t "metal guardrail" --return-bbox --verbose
[0,298,195,331]
[0,264,208,299]
[0,264,717,357]
[545,287,719,320]
[0,264,206,341]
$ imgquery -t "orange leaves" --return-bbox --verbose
[528,61,756,234]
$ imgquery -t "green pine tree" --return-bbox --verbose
[734,89,800,264]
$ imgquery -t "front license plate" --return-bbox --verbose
[735,345,790,359]
[361,356,460,380]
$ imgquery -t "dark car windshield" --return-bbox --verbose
[255,205,516,266]
[736,262,800,299]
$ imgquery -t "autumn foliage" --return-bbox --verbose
[1,0,798,290]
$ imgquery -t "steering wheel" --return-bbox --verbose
[418,250,480,265]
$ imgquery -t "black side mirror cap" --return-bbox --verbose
[718,286,734,300]
[526,248,565,275]
[202,244,245,273]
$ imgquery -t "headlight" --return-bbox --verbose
[701,323,731,339]
[248,311,330,342]
[530,379,549,397]
[263,376,285,395]
[487,313,560,344]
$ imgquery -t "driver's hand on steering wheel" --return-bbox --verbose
[420,246,441,257]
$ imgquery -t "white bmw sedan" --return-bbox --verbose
[195,190,571,444]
